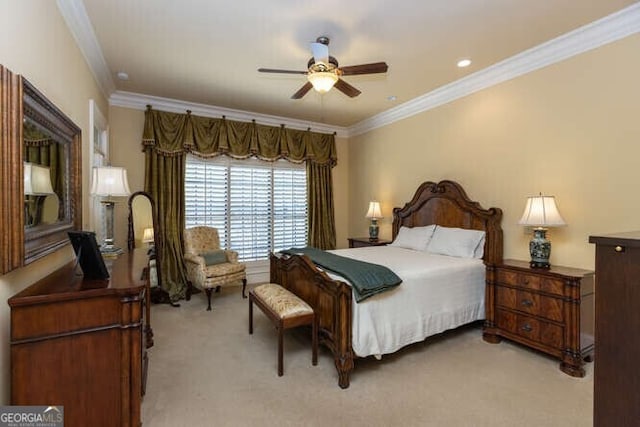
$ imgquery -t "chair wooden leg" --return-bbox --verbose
[249,295,254,335]
[242,278,247,298]
[278,325,284,377]
[205,288,213,311]
[215,285,221,293]
[186,281,193,301]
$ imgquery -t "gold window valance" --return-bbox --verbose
[142,107,336,166]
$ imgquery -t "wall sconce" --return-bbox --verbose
[365,201,383,241]
[518,194,566,268]
[90,166,131,253]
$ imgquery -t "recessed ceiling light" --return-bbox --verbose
[457,59,471,68]
[116,71,129,81]
[387,95,397,101]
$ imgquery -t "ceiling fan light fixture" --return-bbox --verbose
[307,71,338,93]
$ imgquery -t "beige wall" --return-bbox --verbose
[0,1,107,403]
[348,34,640,270]
[108,106,351,250]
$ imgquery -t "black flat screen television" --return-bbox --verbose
[68,231,110,280]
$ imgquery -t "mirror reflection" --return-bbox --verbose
[131,195,153,249]
[23,118,68,228]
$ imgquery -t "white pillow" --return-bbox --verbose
[426,226,486,259]
[389,225,436,251]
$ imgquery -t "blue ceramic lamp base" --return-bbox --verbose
[369,219,379,241]
[529,227,551,269]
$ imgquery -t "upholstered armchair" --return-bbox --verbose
[184,226,247,311]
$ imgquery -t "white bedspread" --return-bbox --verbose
[327,246,486,357]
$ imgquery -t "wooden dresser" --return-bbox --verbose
[589,232,640,426]
[483,259,594,377]
[8,248,150,427]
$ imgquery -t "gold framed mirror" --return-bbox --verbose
[0,64,81,274]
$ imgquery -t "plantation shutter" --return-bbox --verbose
[184,155,307,261]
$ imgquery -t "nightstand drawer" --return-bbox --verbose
[497,269,564,296]
[495,309,563,349]
[496,286,563,322]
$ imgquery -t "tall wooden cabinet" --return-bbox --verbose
[589,232,640,426]
[8,248,150,427]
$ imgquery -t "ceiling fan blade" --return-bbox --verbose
[334,79,361,98]
[291,82,313,99]
[310,42,329,66]
[258,68,307,75]
[339,62,388,76]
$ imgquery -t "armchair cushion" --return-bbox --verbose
[202,250,227,266]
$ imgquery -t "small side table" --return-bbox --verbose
[348,237,392,248]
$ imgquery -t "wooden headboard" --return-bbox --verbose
[392,180,503,265]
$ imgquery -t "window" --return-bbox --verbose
[185,155,307,261]
[89,100,108,244]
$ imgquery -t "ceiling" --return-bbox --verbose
[78,0,635,128]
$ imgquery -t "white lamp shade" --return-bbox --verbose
[142,227,155,243]
[24,162,55,195]
[90,166,131,197]
[518,195,566,227]
[365,201,383,219]
[307,71,338,93]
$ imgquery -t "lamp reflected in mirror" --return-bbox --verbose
[142,227,155,247]
[23,162,56,227]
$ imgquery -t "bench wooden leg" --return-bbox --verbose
[278,324,284,376]
[242,278,247,298]
[249,295,254,335]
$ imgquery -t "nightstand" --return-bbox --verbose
[483,259,594,377]
[348,237,392,248]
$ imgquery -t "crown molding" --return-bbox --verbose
[56,0,115,98]
[58,0,639,139]
[109,91,349,137]
[347,3,640,137]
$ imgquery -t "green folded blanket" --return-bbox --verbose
[280,246,402,302]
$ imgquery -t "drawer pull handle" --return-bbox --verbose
[521,299,533,307]
[615,245,624,253]
[521,324,533,332]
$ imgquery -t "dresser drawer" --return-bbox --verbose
[495,286,563,322]
[495,309,563,349]
[497,269,565,296]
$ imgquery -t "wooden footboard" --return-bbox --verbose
[270,252,354,388]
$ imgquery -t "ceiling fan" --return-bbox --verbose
[258,36,388,99]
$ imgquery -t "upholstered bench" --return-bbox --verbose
[249,283,318,376]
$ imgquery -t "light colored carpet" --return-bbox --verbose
[142,286,593,427]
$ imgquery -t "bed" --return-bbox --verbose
[270,180,503,388]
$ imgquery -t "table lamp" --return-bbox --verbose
[366,201,383,241]
[518,194,566,268]
[90,166,131,253]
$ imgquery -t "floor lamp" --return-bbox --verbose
[90,166,131,254]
